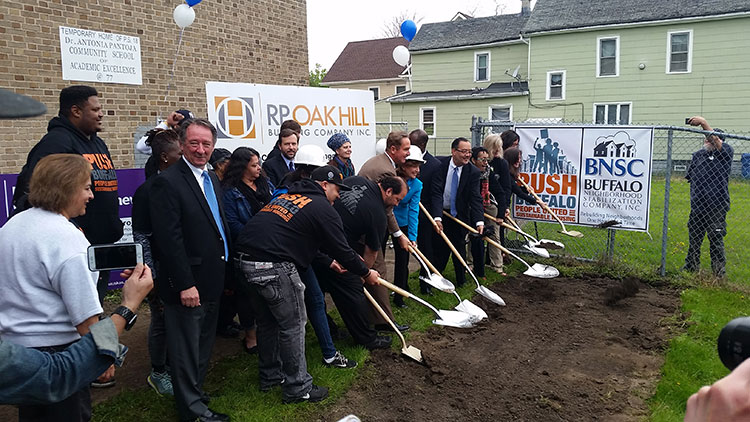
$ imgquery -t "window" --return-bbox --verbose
[420,107,436,136]
[474,52,490,82]
[597,36,619,77]
[489,105,512,121]
[594,103,631,124]
[667,30,692,73]
[546,70,566,100]
[368,86,379,100]
[395,85,407,94]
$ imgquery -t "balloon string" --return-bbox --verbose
[162,27,185,107]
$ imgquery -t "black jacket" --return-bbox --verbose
[262,154,292,187]
[235,179,369,277]
[430,156,484,226]
[149,159,230,304]
[489,157,510,216]
[13,115,123,244]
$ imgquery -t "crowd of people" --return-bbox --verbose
[0,85,736,422]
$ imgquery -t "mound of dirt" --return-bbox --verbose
[320,275,680,422]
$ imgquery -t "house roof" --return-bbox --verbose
[523,0,750,34]
[321,37,408,84]
[409,14,529,52]
[388,82,529,103]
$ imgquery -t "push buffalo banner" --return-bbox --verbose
[514,126,654,232]
[205,82,376,169]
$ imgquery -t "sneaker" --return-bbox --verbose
[282,384,329,404]
[364,335,393,350]
[90,378,116,388]
[147,370,174,396]
[323,351,357,369]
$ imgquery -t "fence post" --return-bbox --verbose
[471,115,481,147]
[659,128,674,276]
[606,228,615,261]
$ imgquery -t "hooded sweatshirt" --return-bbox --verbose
[234,178,369,276]
[13,115,123,244]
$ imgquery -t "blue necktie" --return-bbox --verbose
[450,167,459,217]
[288,161,295,172]
[202,171,228,261]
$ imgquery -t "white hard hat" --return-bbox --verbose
[295,144,328,167]
[406,145,424,163]
[375,138,387,155]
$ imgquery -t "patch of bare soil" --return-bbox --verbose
[320,275,679,422]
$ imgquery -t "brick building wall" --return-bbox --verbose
[0,0,308,173]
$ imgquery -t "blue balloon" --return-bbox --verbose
[400,20,417,42]
[186,0,202,6]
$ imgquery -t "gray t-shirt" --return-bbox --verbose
[0,208,102,347]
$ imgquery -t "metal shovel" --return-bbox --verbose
[378,278,476,328]
[443,211,560,279]
[409,245,487,322]
[516,178,584,238]
[408,245,455,293]
[419,203,506,307]
[504,215,565,251]
[362,287,423,363]
[484,212,553,258]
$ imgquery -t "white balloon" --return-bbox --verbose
[173,4,196,28]
[392,45,410,67]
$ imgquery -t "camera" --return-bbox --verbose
[685,117,692,124]
[718,317,750,370]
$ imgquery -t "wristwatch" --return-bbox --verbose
[111,305,138,331]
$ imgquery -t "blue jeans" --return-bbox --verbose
[302,267,336,360]
[239,260,312,400]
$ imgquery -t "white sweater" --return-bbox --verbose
[0,208,101,347]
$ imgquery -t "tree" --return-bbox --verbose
[381,10,424,38]
[309,63,327,87]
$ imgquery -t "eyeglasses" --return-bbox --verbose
[455,148,472,155]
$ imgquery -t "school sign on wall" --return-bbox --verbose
[205,82,376,169]
[514,126,654,232]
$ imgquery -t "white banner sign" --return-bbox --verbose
[59,26,142,85]
[514,126,654,231]
[205,82,376,168]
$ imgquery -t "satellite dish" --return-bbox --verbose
[511,65,520,78]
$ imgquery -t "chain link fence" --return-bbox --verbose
[375,122,408,141]
[469,117,750,282]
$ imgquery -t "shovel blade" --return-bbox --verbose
[419,274,455,293]
[523,243,550,258]
[536,239,565,250]
[560,229,584,238]
[454,300,488,322]
[433,309,477,328]
[475,286,506,306]
[401,345,424,363]
[523,263,560,279]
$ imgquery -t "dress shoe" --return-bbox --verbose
[394,302,409,309]
[364,335,393,350]
[374,323,409,333]
[419,287,433,296]
[241,339,258,354]
[182,408,230,422]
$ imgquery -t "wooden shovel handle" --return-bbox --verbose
[418,202,471,269]
[516,178,567,229]
[409,245,441,275]
[483,212,522,234]
[442,211,512,256]
[505,215,522,231]
[378,277,410,298]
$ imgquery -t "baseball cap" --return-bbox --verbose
[175,109,194,121]
[311,165,351,191]
[209,148,231,167]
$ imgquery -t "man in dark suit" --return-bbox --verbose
[262,128,298,186]
[409,129,442,294]
[430,137,484,287]
[150,118,231,422]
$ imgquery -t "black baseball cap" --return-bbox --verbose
[311,165,351,191]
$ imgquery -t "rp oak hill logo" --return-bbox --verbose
[213,96,256,140]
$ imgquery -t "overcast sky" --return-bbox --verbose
[306,0,535,71]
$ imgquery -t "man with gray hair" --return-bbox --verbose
[150,118,232,422]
